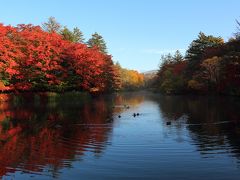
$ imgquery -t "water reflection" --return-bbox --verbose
[0,92,240,179]
[0,92,145,178]
[155,95,240,159]
[0,94,116,178]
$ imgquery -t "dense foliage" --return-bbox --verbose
[0,19,121,93]
[155,51,187,94]
[115,63,144,90]
[155,27,240,96]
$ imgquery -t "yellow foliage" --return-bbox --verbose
[119,68,144,89]
[0,81,10,91]
[188,80,203,90]
[201,56,221,83]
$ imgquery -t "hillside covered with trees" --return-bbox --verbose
[154,21,240,96]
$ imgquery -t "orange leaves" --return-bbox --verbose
[118,67,144,90]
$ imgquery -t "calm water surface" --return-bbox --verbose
[0,92,240,179]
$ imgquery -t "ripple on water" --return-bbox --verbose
[1,93,240,180]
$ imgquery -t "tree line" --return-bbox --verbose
[0,17,144,93]
[154,20,240,96]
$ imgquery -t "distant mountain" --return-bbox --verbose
[142,70,158,81]
[142,70,158,75]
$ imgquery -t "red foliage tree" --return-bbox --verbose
[0,23,118,92]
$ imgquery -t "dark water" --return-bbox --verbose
[0,92,240,179]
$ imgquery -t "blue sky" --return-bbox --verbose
[0,0,239,72]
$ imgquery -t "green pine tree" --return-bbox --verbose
[42,16,61,33]
[185,32,224,74]
[72,27,85,43]
[87,32,107,54]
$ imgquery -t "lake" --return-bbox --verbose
[0,92,240,179]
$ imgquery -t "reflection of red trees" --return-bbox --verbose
[0,96,113,177]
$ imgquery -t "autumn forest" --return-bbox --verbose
[1,17,239,96]
[154,21,240,96]
[1,1,240,178]
[0,17,144,94]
